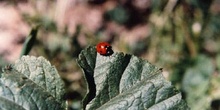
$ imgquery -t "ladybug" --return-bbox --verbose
[96,42,114,56]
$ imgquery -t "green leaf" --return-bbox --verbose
[77,46,189,110]
[20,26,38,57]
[0,56,66,110]
[0,97,25,110]
[104,6,129,24]
[182,55,214,110]
[216,54,220,70]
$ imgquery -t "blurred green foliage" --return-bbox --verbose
[105,6,129,24]
[182,55,214,109]
[20,26,38,57]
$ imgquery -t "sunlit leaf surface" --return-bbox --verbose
[0,56,66,110]
[77,46,189,110]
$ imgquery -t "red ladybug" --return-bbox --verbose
[96,42,114,56]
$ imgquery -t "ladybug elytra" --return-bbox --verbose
[96,42,114,56]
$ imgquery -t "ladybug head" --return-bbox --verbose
[104,46,114,56]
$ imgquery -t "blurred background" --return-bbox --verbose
[0,0,220,110]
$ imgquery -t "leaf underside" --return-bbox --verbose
[77,46,189,110]
[0,56,66,110]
